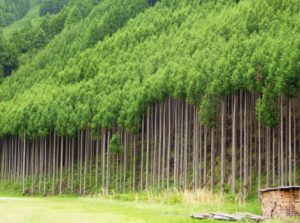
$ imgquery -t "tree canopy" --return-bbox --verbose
[0,0,299,139]
[0,0,39,27]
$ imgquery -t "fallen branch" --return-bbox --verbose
[191,212,264,222]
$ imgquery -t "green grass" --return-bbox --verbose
[0,194,298,223]
[0,186,298,223]
[0,196,240,223]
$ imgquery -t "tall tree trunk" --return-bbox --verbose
[258,120,261,192]
[162,103,166,189]
[199,123,202,188]
[210,127,215,192]
[203,126,207,186]
[106,131,111,193]
[231,94,237,193]
[22,132,26,194]
[96,137,99,194]
[167,99,172,191]
[59,137,64,195]
[146,108,150,190]
[140,118,144,191]
[221,99,225,194]
[66,138,70,190]
[194,106,199,190]
[288,98,292,185]
[266,127,270,188]
[239,91,243,194]
[153,105,157,189]
[133,135,136,192]
[272,129,276,186]
[280,96,284,186]
[43,138,47,195]
[39,139,42,193]
[80,131,83,194]
[174,101,178,189]
[31,141,34,194]
[249,94,253,191]
[102,129,106,192]
[123,131,127,192]
[243,93,248,201]
[52,132,56,195]
[89,136,92,191]
[71,138,74,194]
[293,99,297,185]
[158,103,162,190]
[84,130,88,195]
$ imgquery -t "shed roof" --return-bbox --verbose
[259,186,300,193]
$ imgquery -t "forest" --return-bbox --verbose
[0,0,299,200]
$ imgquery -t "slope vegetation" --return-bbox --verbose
[0,0,299,138]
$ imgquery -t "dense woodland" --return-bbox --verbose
[0,0,299,197]
[0,0,37,27]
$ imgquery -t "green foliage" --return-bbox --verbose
[0,0,38,27]
[39,0,69,16]
[256,89,278,127]
[0,0,299,138]
[86,0,149,46]
[199,95,220,128]
[109,133,124,154]
[0,31,18,76]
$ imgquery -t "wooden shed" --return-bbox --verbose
[259,186,300,218]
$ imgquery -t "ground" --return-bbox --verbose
[0,196,298,223]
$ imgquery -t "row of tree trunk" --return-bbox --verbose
[0,92,299,196]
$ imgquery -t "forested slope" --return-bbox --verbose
[0,0,299,196]
[0,0,299,138]
[0,0,39,27]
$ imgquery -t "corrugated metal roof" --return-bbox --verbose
[259,186,300,193]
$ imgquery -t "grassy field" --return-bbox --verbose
[0,194,298,223]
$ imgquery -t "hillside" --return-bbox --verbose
[0,0,39,27]
[0,0,299,197]
[0,0,298,138]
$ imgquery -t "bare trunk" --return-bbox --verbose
[22,132,26,194]
[243,93,248,201]
[140,118,144,191]
[52,132,56,195]
[210,127,214,192]
[133,135,136,192]
[96,138,99,193]
[59,137,63,195]
[221,99,225,194]
[258,120,261,192]
[293,99,297,185]
[288,98,292,185]
[167,99,172,190]
[106,131,111,193]
[231,94,237,193]
[203,126,207,186]
[102,130,106,192]
[146,108,150,190]
[280,96,284,186]
[266,127,270,188]
[272,129,276,186]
